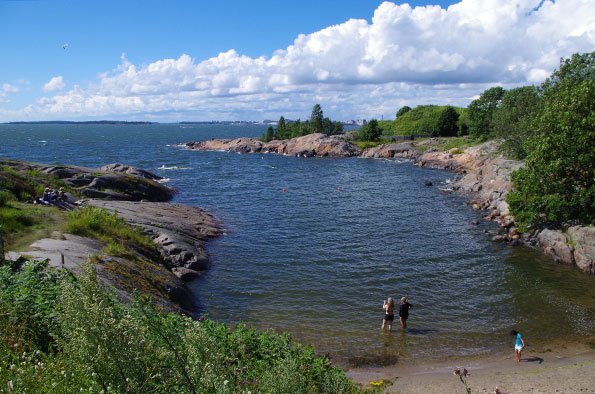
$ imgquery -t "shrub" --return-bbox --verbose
[0,190,15,207]
[0,262,358,393]
[507,52,595,230]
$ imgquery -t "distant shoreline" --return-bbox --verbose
[4,120,156,125]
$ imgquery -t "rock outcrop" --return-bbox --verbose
[538,229,575,265]
[86,200,222,279]
[0,159,175,201]
[360,143,419,159]
[14,233,195,313]
[536,227,595,274]
[568,226,595,274]
[2,159,221,312]
[186,133,361,157]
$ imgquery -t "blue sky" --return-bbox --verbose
[0,0,593,121]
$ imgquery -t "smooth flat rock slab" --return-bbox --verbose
[86,200,222,278]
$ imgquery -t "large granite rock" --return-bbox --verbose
[277,133,361,157]
[0,159,175,202]
[186,138,265,153]
[537,229,574,265]
[567,226,595,274]
[14,233,194,313]
[86,200,222,278]
[186,133,361,157]
[361,143,420,159]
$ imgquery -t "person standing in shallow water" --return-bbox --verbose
[381,297,395,333]
[511,330,525,364]
[399,297,412,328]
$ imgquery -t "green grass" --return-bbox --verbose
[0,261,361,393]
[415,136,480,153]
[65,206,156,259]
[354,138,392,150]
[0,201,68,251]
[380,105,468,136]
[0,165,75,201]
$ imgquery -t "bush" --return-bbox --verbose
[0,206,37,235]
[507,52,595,230]
[0,262,358,393]
[0,190,15,207]
[385,105,467,136]
[357,119,382,141]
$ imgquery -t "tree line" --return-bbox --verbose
[260,104,343,142]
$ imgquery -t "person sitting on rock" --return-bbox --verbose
[57,187,66,202]
[40,187,52,204]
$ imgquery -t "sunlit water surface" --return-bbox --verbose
[1,124,593,366]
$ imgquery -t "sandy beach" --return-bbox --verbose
[346,337,595,393]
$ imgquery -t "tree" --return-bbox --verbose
[468,86,505,140]
[310,104,324,133]
[436,106,460,137]
[278,116,286,131]
[261,125,275,142]
[507,52,595,230]
[396,105,412,118]
[492,86,541,159]
[358,119,382,141]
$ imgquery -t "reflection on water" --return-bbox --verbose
[2,123,594,367]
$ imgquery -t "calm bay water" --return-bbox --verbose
[1,123,594,366]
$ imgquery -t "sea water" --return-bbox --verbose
[1,123,593,366]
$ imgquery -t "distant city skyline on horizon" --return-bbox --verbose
[0,0,593,122]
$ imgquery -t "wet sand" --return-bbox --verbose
[346,338,595,393]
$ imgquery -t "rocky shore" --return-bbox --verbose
[184,134,593,274]
[2,159,222,313]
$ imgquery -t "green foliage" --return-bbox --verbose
[0,262,357,393]
[311,104,324,133]
[507,52,595,230]
[396,105,412,118]
[272,105,344,140]
[436,106,460,137]
[0,190,15,207]
[0,164,74,201]
[357,119,382,141]
[0,260,65,352]
[65,206,155,256]
[468,86,505,140]
[492,86,541,159]
[0,202,37,235]
[385,105,467,136]
[261,125,275,142]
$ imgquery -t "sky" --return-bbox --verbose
[0,0,593,122]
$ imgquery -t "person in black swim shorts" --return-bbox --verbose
[382,297,395,333]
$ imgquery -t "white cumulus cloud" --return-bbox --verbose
[0,83,19,103]
[3,0,595,121]
[43,76,65,92]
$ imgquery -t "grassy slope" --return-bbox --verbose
[379,105,468,136]
[0,261,359,393]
